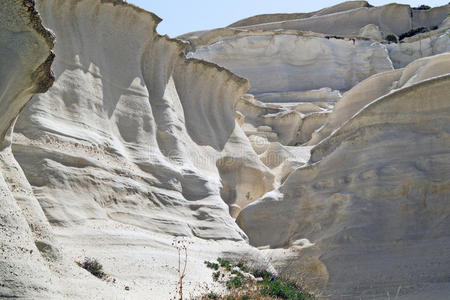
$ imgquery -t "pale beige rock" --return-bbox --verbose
[2,1,450,299]
[440,16,450,28]
[188,32,393,94]
[307,68,403,145]
[359,24,382,40]
[411,4,450,29]
[7,0,272,298]
[232,4,449,37]
[0,1,58,298]
[255,88,342,104]
[388,28,450,68]
[227,1,372,28]
[237,54,450,298]
[236,96,303,145]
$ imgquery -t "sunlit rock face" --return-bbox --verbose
[387,28,450,68]
[7,0,272,298]
[183,3,450,298]
[237,53,450,298]
[188,32,393,95]
[2,0,450,298]
[0,0,56,298]
[231,3,450,37]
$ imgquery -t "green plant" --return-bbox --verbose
[217,257,232,271]
[413,4,431,10]
[261,277,310,300]
[398,27,429,40]
[206,292,219,299]
[200,258,315,299]
[252,269,274,279]
[205,261,220,270]
[385,33,399,43]
[226,276,243,289]
[236,262,248,273]
[213,271,221,281]
[76,257,105,279]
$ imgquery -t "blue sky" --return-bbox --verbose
[128,0,450,37]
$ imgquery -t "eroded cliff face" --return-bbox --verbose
[6,0,273,298]
[231,3,450,37]
[185,4,450,153]
[185,3,450,298]
[188,32,393,94]
[237,54,450,297]
[0,0,57,297]
[1,0,450,299]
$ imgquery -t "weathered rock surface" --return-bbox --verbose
[0,0,57,298]
[231,3,450,37]
[188,32,393,94]
[227,1,373,28]
[388,28,450,68]
[1,0,450,299]
[4,0,272,298]
[238,53,450,298]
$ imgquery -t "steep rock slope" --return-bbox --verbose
[388,27,450,68]
[183,5,450,296]
[188,31,393,95]
[0,0,58,298]
[237,53,450,298]
[2,1,450,299]
[8,0,273,298]
[186,30,393,150]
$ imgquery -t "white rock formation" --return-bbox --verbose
[1,0,450,299]
[388,28,450,68]
[3,0,272,298]
[0,1,57,297]
[188,32,393,94]
[255,88,341,104]
[237,53,450,298]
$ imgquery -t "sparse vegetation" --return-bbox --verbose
[385,33,399,43]
[217,257,232,271]
[172,238,192,300]
[206,292,219,299]
[236,261,249,273]
[413,4,431,10]
[205,261,220,270]
[226,275,244,289]
[76,257,106,279]
[261,277,308,299]
[399,27,429,40]
[396,25,439,41]
[213,271,221,281]
[201,258,314,300]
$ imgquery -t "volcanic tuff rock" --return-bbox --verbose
[1,0,450,299]
[0,0,56,297]
[230,3,450,36]
[188,32,394,94]
[238,53,450,297]
[3,0,272,298]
